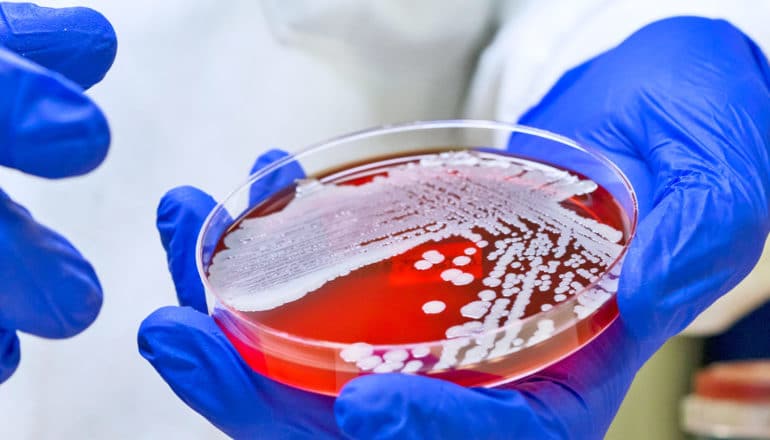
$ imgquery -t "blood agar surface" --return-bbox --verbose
[207,150,631,395]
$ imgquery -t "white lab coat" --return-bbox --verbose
[0,1,768,438]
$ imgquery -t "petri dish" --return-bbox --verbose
[197,120,638,396]
[682,360,770,439]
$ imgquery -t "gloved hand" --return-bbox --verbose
[138,17,770,439]
[0,3,116,382]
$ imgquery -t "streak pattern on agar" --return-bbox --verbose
[209,151,621,312]
[208,150,627,383]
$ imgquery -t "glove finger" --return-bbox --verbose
[138,306,340,439]
[337,321,637,440]
[157,186,217,312]
[0,47,110,178]
[337,373,556,440]
[0,189,102,338]
[0,327,20,383]
[617,179,764,353]
[495,320,640,439]
[249,148,305,205]
[0,2,117,89]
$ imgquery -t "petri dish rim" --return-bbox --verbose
[196,119,639,353]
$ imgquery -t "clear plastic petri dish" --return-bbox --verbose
[682,360,770,439]
[197,120,637,396]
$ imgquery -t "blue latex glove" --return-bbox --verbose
[0,3,116,382]
[139,17,770,439]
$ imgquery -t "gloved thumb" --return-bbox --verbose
[616,174,765,355]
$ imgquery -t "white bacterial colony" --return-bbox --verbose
[208,150,625,372]
[341,249,622,375]
[422,300,446,314]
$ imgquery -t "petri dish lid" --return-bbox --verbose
[196,121,639,395]
[682,360,770,439]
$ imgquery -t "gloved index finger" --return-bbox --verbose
[0,2,117,89]
[157,186,217,313]
[248,149,306,206]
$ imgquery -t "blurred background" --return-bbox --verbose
[0,1,768,438]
